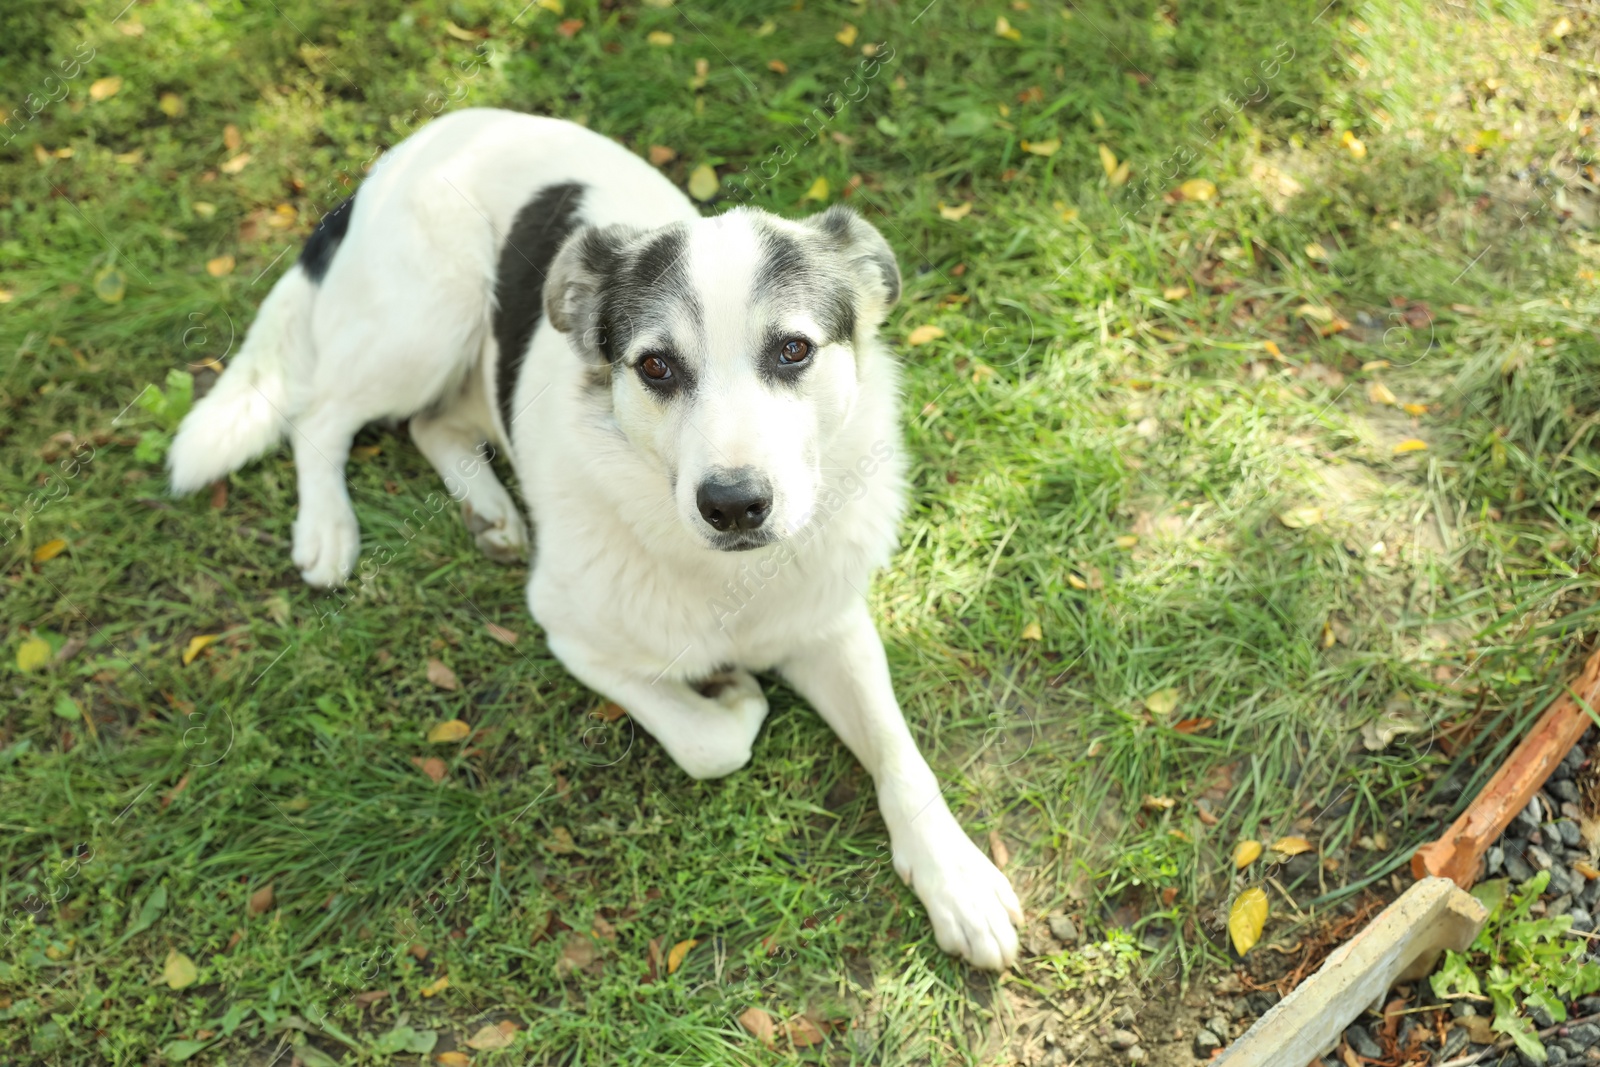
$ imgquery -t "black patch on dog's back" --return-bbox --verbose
[493,182,586,432]
[299,194,355,283]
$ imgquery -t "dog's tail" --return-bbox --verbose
[168,265,315,495]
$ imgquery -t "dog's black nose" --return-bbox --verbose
[696,471,772,532]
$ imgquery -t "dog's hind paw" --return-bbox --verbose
[897,818,1023,971]
[292,502,361,587]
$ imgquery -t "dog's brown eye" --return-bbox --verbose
[640,355,672,381]
[777,338,811,365]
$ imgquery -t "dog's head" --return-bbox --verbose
[544,205,900,551]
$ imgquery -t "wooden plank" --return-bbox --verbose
[1214,878,1487,1066]
[1411,644,1600,888]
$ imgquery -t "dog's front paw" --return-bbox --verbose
[462,498,528,564]
[896,819,1022,971]
[292,501,360,587]
[665,670,769,779]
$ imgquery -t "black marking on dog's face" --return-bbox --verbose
[492,182,586,433]
[298,194,355,283]
[549,223,703,394]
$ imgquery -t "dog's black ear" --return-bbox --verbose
[805,205,901,322]
[545,224,638,363]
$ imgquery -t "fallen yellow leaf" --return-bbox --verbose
[219,153,252,175]
[427,719,471,744]
[1179,178,1217,201]
[1144,687,1180,717]
[419,974,450,997]
[646,30,674,45]
[1233,840,1263,869]
[89,76,123,102]
[687,163,719,202]
[16,636,51,673]
[1263,340,1283,359]
[182,634,219,666]
[163,949,198,989]
[1393,438,1428,454]
[835,23,858,46]
[1402,403,1428,416]
[994,15,1021,40]
[1228,887,1268,954]
[1098,144,1119,179]
[1296,304,1334,323]
[1114,534,1138,549]
[33,538,67,563]
[907,325,944,346]
[1305,242,1329,261]
[937,201,972,221]
[667,938,698,974]
[436,1053,471,1067]
[1341,130,1367,159]
[1162,285,1189,300]
[803,176,829,201]
[1271,836,1313,856]
[1021,138,1060,157]
[1067,574,1088,590]
[1277,506,1323,530]
[1366,381,1397,405]
[206,255,235,278]
[1020,621,1043,642]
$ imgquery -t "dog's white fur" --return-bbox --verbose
[168,109,1021,969]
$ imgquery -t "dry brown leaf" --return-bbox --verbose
[206,254,235,278]
[766,59,788,74]
[988,829,1009,870]
[436,1053,471,1067]
[667,938,698,975]
[223,124,242,151]
[485,622,518,645]
[426,658,459,690]
[547,826,577,853]
[647,144,677,166]
[739,1007,777,1049]
[411,756,448,783]
[1172,717,1214,734]
[427,719,471,743]
[786,1016,825,1048]
[592,702,627,723]
[556,934,598,975]
[465,1022,516,1050]
[247,883,274,915]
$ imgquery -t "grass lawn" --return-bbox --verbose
[3,0,1599,1062]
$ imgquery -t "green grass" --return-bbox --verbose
[2,0,1599,1062]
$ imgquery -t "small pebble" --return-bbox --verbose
[1125,1046,1146,1064]
[1109,1028,1138,1050]
[1048,914,1079,944]
[1442,1027,1471,1056]
[1451,1003,1477,1018]
[1507,852,1536,882]
[1344,1023,1382,1060]
[1192,1029,1222,1058]
[1112,1005,1136,1027]
[1531,845,1555,871]
[1566,1022,1600,1049]
[1487,845,1506,875]
[1551,894,1573,918]
[1204,1016,1229,1041]
[1551,1047,1571,1065]
[1515,800,1543,835]
[1553,779,1582,804]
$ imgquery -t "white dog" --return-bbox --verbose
[168,108,1021,969]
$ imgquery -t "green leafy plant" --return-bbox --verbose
[1432,871,1600,1062]
[130,369,193,464]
